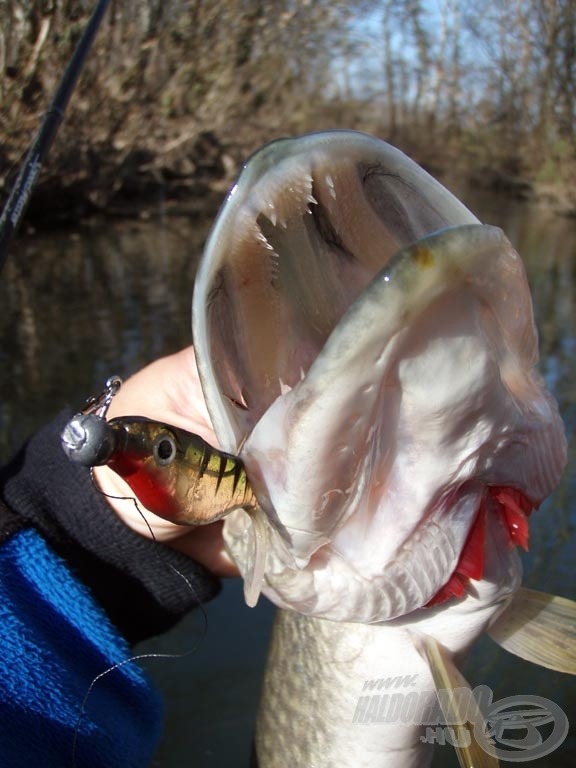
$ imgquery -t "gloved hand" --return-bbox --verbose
[93,346,239,577]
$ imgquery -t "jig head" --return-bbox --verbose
[61,376,122,466]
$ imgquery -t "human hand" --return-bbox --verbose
[92,347,239,577]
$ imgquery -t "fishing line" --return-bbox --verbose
[70,474,209,768]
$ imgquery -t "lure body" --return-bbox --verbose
[62,413,256,525]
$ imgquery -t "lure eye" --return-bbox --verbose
[153,433,177,466]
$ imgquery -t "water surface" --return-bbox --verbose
[0,190,574,766]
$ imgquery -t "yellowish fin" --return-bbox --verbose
[414,633,500,768]
[487,587,576,675]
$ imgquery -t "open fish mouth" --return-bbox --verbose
[192,131,567,622]
[194,131,480,449]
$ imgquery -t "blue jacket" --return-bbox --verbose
[0,412,221,767]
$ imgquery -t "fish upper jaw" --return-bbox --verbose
[193,130,478,453]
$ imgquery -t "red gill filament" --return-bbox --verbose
[426,485,535,607]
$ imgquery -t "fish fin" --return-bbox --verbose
[487,587,576,674]
[414,633,499,768]
[243,506,269,607]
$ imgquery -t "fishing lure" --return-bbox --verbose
[61,377,257,525]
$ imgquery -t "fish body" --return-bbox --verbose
[57,131,572,765]
[191,131,570,766]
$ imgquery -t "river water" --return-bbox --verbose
[0,187,574,767]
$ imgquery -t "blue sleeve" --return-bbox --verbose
[0,410,222,767]
[0,527,162,768]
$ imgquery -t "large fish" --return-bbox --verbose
[192,131,574,766]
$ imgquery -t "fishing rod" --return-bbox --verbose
[0,0,111,273]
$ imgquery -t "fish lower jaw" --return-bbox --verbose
[224,488,522,625]
[235,496,461,620]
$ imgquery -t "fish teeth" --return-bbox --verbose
[267,204,277,227]
[325,173,337,200]
[263,204,287,228]
[252,170,315,228]
[268,248,280,281]
[254,228,276,251]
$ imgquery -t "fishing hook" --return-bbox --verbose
[81,375,122,420]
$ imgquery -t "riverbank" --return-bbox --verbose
[1,129,236,230]
[4,125,575,236]
[2,2,574,230]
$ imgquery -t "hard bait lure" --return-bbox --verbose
[61,377,256,525]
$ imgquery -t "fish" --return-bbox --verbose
[191,130,575,766]
[61,412,256,525]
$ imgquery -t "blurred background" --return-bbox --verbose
[1,0,574,220]
[0,2,574,766]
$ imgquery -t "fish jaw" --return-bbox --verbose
[193,130,478,453]
[192,131,567,623]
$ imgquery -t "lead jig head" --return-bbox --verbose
[61,375,122,466]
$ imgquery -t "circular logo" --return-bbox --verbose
[474,695,569,762]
